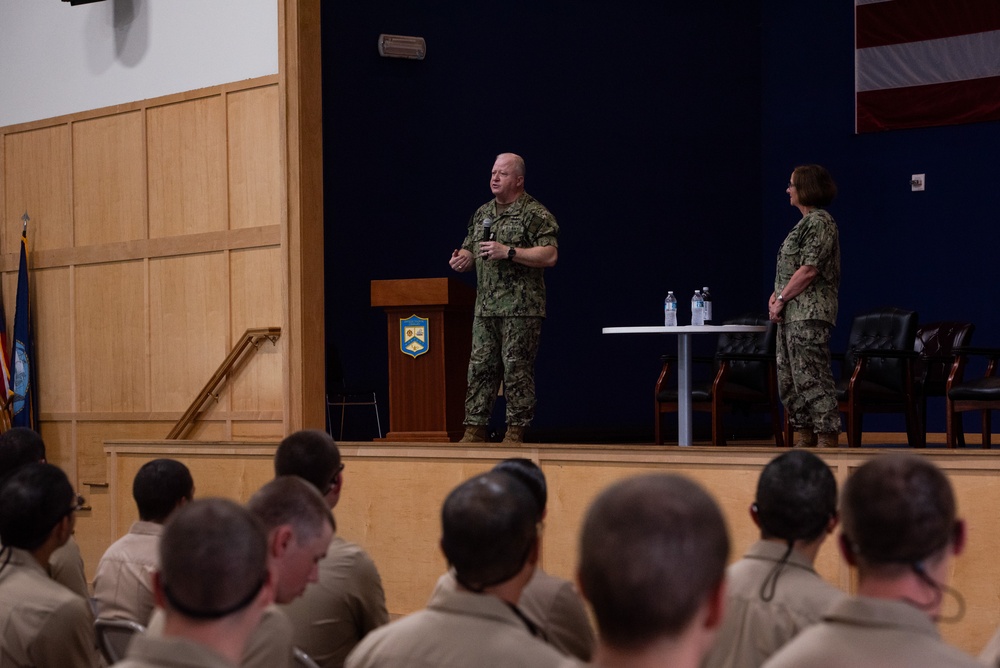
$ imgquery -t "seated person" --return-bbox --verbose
[115,498,273,667]
[275,430,388,668]
[94,458,194,625]
[430,458,594,661]
[148,476,334,668]
[703,450,844,668]
[578,473,728,668]
[0,462,101,666]
[346,471,577,667]
[0,427,87,598]
[763,454,980,668]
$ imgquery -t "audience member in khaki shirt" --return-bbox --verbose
[762,597,981,668]
[346,584,576,668]
[281,535,388,668]
[49,535,90,598]
[94,520,162,625]
[703,540,844,668]
[702,450,842,668]
[0,546,101,667]
[432,567,594,661]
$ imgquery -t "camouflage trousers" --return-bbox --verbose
[776,320,840,433]
[464,316,543,428]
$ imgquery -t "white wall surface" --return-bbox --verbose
[0,0,278,127]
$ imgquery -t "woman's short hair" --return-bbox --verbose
[792,164,837,208]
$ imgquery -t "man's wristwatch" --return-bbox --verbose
[507,247,517,261]
[777,293,785,303]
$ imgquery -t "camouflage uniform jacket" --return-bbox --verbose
[461,192,559,318]
[774,208,840,326]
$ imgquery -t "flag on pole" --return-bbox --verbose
[855,0,1000,133]
[0,283,11,404]
[11,214,37,430]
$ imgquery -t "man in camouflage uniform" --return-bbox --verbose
[769,164,841,448]
[449,153,559,444]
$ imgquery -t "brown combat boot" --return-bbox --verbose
[816,432,839,448]
[502,425,525,444]
[793,428,817,448]
[459,425,486,443]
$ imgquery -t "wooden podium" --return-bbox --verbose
[371,278,476,441]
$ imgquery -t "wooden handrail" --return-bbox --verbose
[166,327,281,439]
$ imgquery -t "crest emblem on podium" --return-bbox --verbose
[400,315,429,358]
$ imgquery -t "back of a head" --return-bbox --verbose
[133,458,194,523]
[441,470,538,592]
[842,454,957,569]
[274,429,341,493]
[492,458,546,519]
[579,474,729,651]
[0,462,73,552]
[755,450,837,543]
[159,498,268,620]
[0,427,46,482]
[247,475,335,539]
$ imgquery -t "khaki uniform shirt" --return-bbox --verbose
[50,534,90,598]
[433,568,594,661]
[762,596,982,668]
[95,520,162,625]
[149,604,293,668]
[702,540,845,668]
[0,546,102,667]
[114,634,236,668]
[281,536,388,668]
[774,208,840,325]
[346,584,578,668]
[461,192,559,318]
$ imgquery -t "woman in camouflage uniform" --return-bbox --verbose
[768,165,841,448]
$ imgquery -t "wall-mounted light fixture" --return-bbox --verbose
[378,34,426,60]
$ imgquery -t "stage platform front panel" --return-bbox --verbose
[98,440,1000,655]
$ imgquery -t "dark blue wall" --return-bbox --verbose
[324,1,995,441]
[761,1,1000,436]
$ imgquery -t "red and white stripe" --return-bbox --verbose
[855,0,1000,132]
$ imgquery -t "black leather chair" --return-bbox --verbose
[914,321,975,444]
[655,314,783,446]
[836,307,922,447]
[946,347,1000,448]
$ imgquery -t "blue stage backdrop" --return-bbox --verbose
[323,1,998,443]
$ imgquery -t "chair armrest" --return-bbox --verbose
[954,346,1000,360]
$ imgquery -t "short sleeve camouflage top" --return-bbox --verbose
[461,192,559,317]
[774,208,840,325]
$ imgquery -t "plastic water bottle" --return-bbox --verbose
[691,290,705,326]
[702,286,712,323]
[664,291,678,327]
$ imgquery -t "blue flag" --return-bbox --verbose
[11,223,37,430]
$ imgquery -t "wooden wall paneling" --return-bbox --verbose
[182,419,231,442]
[34,267,73,413]
[3,124,73,253]
[147,97,228,238]
[228,85,282,230]
[229,246,283,413]
[75,261,148,414]
[72,113,147,246]
[148,252,229,412]
[39,420,74,483]
[231,420,284,440]
[73,481,112,584]
[280,0,326,432]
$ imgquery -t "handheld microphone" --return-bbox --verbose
[481,217,493,242]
